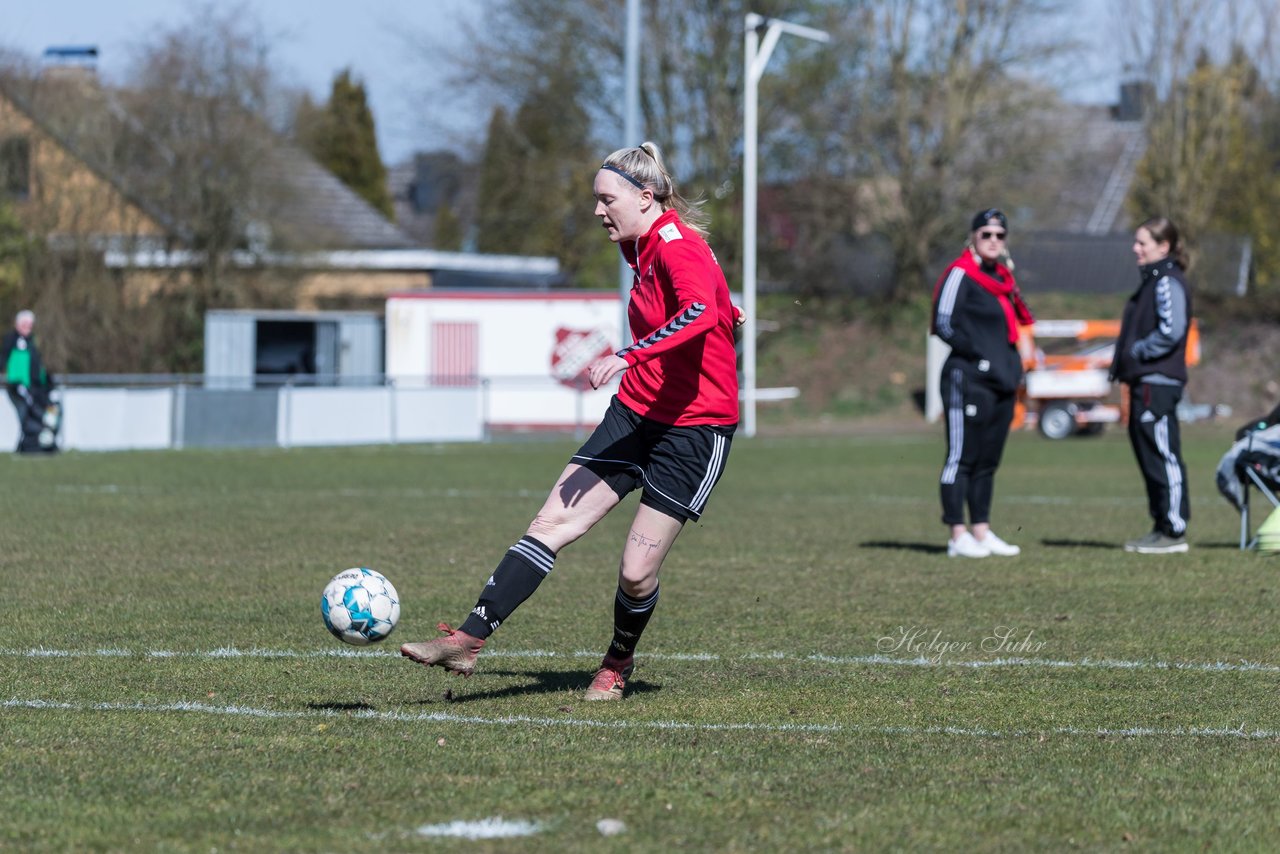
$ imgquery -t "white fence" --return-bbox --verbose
[1,372,808,452]
[1,379,498,452]
[273,385,484,448]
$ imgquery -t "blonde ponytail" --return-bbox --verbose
[600,141,709,237]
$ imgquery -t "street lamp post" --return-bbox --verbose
[618,0,642,349]
[742,13,829,438]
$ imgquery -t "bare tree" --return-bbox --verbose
[0,3,307,372]
[401,0,811,278]
[0,199,25,319]
[110,2,325,369]
[0,54,170,372]
[1116,0,1280,251]
[824,0,1072,300]
[412,1,1080,298]
[1110,0,1278,99]
[123,3,283,302]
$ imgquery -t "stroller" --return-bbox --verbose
[1216,411,1280,551]
[37,388,62,451]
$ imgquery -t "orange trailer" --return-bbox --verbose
[1017,319,1200,439]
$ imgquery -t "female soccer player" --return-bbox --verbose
[401,142,740,700]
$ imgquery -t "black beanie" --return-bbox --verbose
[971,208,1008,232]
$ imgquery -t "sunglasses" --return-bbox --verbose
[979,230,1007,241]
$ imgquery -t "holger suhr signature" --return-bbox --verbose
[876,625,1047,663]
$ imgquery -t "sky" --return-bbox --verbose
[0,0,486,166]
[2,0,1123,167]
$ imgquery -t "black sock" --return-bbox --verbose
[608,585,659,660]
[459,536,555,639]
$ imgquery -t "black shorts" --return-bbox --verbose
[570,397,736,522]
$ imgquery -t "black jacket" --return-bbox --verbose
[1110,258,1192,386]
[932,261,1025,394]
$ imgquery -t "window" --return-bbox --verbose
[0,136,31,200]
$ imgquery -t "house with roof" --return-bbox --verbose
[0,55,558,315]
[0,52,571,446]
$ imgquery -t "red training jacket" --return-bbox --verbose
[615,209,740,426]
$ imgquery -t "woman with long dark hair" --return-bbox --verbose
[1110,216,1193,554]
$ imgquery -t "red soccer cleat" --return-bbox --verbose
[584,654,635,701]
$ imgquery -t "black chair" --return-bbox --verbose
[1237,449,1280,550]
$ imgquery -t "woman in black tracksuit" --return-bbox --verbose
[1110,216,1193,554]
[931,209,1034,558]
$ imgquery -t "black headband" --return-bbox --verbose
[601,163,646,190]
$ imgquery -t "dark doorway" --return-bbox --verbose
[254,320,338,385]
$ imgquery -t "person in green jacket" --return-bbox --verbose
[2,310,53,453]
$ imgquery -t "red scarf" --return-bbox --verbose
[932,251,1033,344]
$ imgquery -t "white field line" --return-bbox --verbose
[4,697,1278,741]
[52,484,1228,509]
[3,646,1279,675]
[52,484,544,499]
[415,817,542,839]
[860,493,1222,507]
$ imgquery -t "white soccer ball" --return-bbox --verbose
[321,567,401,645]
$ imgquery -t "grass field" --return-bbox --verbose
[3,423,1279,852]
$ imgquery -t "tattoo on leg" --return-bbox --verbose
[629,529,662,555]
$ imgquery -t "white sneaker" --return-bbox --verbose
[977,531,1021,556]
[947,531,990,558]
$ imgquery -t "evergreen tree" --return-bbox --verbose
[434,202,464,251]
[473,35,615,285]
[304,69,394,219]
[475,106,524,253]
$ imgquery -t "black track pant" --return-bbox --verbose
[940,368,1014,526]
[7,387,42,453]
[1127,382,1189,536]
